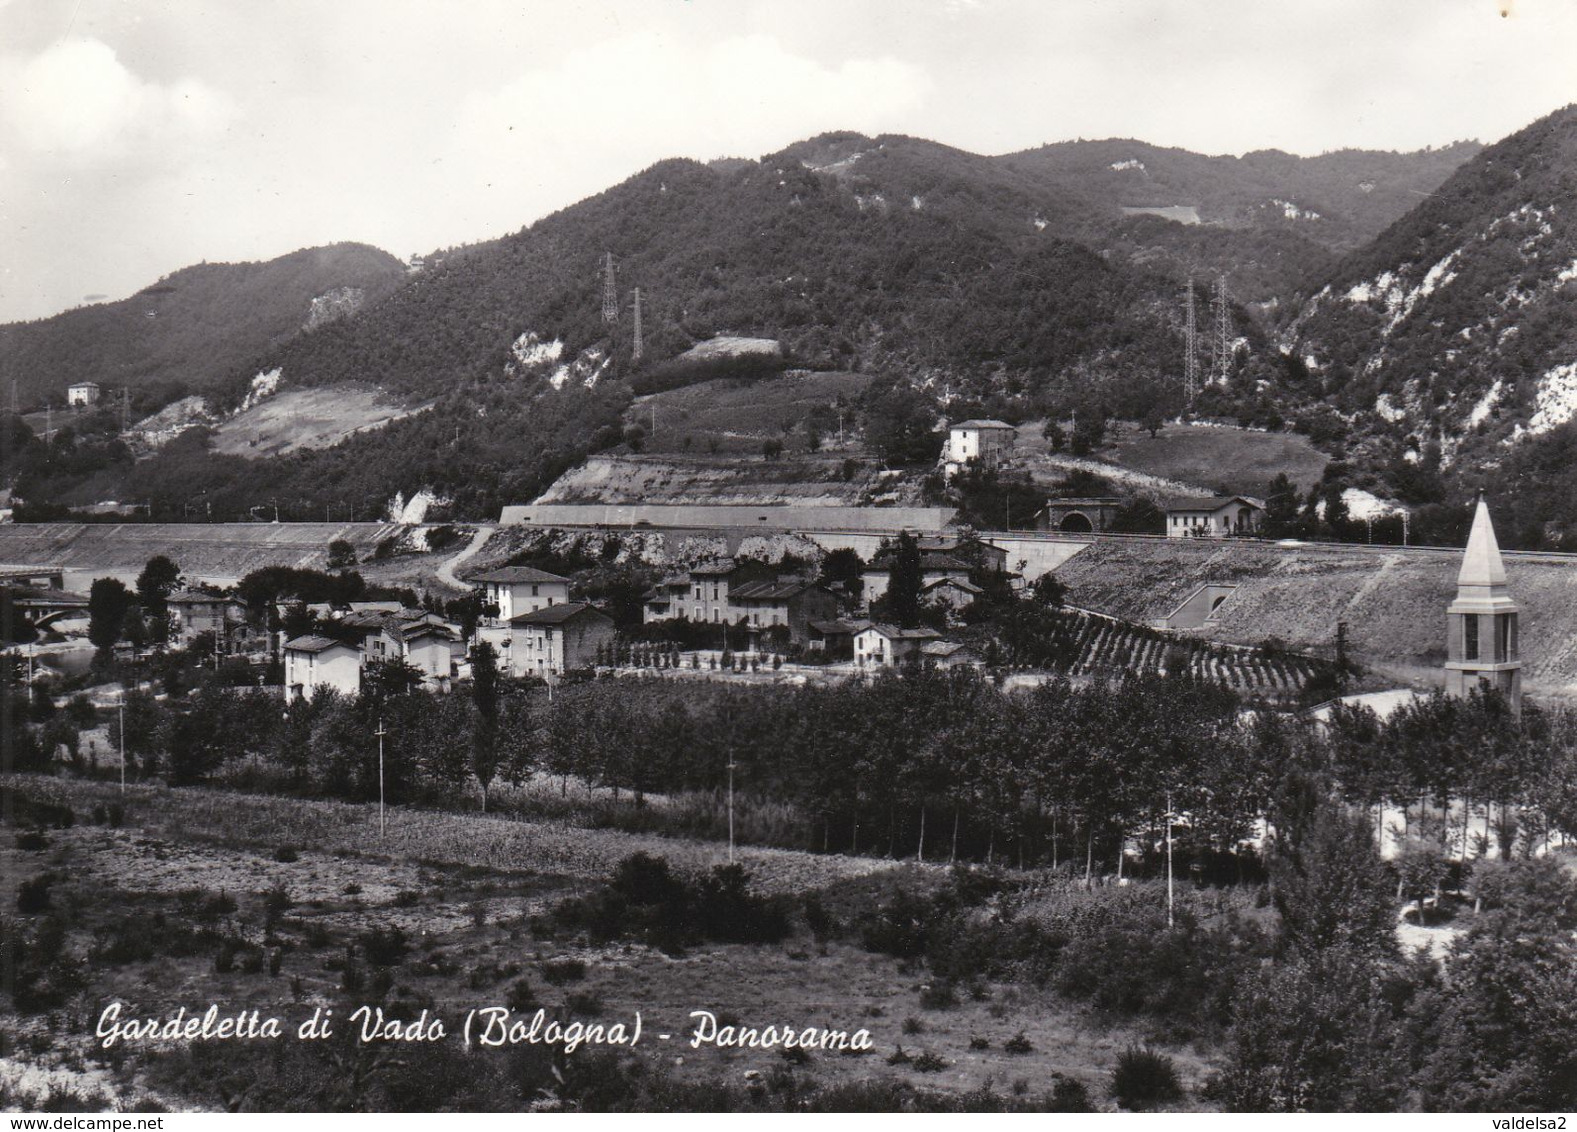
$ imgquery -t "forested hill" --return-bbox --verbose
[0,243,407,412]
[998,138,1482,305]
[1003,138,1482,253]
[202,134,1190,415]
[1282,104,1577,547]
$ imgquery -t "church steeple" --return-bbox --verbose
[1444,495,1521,712]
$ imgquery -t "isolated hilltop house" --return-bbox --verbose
[944,419,1016,477]
[1445,496,1522,713]
[1164,494,1265,538]
[67,381,101,407]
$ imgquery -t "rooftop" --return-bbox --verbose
[469,566,569,585]
[1162,494,1266,513]
[283,634,357,655]
[511,601,609,626]
[950,419,1016,431]
[864,623,944,641]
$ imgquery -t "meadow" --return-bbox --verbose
[0,776,1224,1113]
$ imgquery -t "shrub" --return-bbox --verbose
[969,1036,990,1050]
[540,958,587,986]
[912,1051,948,1073]
[505,979,538,1012]
[1111,1046,1183,1110]
[566,990,603,1016]
[1049,1076,1094,1113]
[358,926,410,968]
[919,981,958,1010]
[273,846,300,863]
[1004,1031,1033,1055]
[901,1016,924,1035]
[15,831,49,852]
[17,877,52,914]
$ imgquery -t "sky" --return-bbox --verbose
[2,0,1575,323]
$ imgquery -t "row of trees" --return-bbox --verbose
[18,655,1571,873]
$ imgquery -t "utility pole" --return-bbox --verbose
[631,287,643,363]
[601,253,618,325]
[1165,790,1175,929]
[118,695,126,795]
[374,719,388,839]
[1183,279,1199,404]
[727,758,738,864]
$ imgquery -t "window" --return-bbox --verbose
[1464,614,1479,661]
[531,585,539,597]
[1497,614,1514,662]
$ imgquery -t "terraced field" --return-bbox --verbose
[1054,537,1577,700]
[1041,608,1325,695]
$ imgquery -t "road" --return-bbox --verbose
[435,524,495,590]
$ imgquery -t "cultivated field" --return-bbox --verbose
[536,454,899,508]
[629,371,872,457]
[1,776,1222,1112]
[1053,539,1577,699]
[1017,420,1331,498]
[209,385,429,459]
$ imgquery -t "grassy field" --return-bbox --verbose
[1,776,1222,1112]
[209,385,429,459]
[1017,420,1331,498]
[630,371,872,458]
[1097,421,1331,497]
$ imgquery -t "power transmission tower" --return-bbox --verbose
[631,287,643,363]
[1182,279,1199,404]
[1211,274,1232,384]
[601,252,618,325]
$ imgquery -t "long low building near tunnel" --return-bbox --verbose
[498,503,959,533]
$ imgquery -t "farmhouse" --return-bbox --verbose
[728,578,839,645]
[915,535,1009,573]
[944,419,1016,476]
[508,601,615,677]
[469,566,570,622]
[67,381,101,407]
[923,575,983,611]
[808,618,869,659]
[347,609,464,693]
[920,640,984,668]
[640,573,693,623]
[862,553,973,609]
[854,623,944,667]
[283,635,362,701]
[166,590,247,648]
[1163,495,1265,538]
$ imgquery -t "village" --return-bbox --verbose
[1,418,1297,709]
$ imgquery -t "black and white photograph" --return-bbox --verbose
[3,0,1577,1116]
